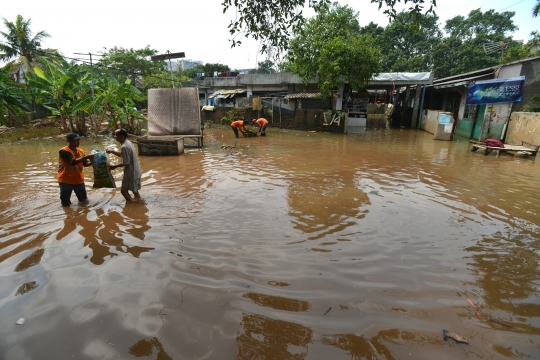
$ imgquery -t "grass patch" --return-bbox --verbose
[0,126,63,143]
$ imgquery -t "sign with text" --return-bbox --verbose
[466,76,525,105]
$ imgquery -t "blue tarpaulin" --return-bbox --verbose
[466,76,525,105]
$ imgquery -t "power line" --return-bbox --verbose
[500,0,525,12]
[0,40,183,84]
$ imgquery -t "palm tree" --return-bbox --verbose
[534,0,540,17]
[0,14,50,83]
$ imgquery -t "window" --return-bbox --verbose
[463,105,477,120]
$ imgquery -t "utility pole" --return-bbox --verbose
[75,52,98,134]
[151,51,186,88]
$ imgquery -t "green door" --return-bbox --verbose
[472,105,485,140]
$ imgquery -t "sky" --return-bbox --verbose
[0,0,538,70]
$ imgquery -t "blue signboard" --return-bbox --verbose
[466,76,525,105]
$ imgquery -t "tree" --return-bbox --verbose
[359,22,385,38]
[182,63,231,79]
[142,70,188,89]
[222,0,436,57]
[97,46,164,85]
[0,67,29,126]
[0,15,51,83]
[288,3,381,100]
[26,57,87,132]
[504,31,540,63]
[249,60,276,74]
[432,9,518,78]
[376,11,442,72]
[533,0,540,17]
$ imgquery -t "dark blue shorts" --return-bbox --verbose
[59,183,88,206]
[261,124,268,131]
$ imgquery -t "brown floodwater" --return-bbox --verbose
[0,128,539,360]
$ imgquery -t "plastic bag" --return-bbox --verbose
[91,148,116,188]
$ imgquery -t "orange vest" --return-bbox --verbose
[256,118,268,127]
[58,146,86,184]
[231,120,246,129]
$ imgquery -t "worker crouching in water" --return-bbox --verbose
[231,119,248,138]
[252,118,268,136]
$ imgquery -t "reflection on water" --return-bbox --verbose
[237,314,313,359]
[244,292,311,312]
[0,129,539,359]
[129,337,173,360]
[56,203,153,265]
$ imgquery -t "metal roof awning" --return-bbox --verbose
[284,92,321,99]
[432,74,495,89]
[208,89,246,99]
[368,72,434,86]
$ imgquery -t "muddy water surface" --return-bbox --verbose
[0,128,539,359]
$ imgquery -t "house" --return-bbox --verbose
[422,56,540,141]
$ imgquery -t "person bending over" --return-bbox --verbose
[252,118,269,136]
[231,119,248,138]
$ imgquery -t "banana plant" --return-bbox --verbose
[0,67,29,126]
[25,57,80,132]
[72,76,146,135]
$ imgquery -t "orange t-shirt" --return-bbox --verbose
[255,118,268,128]
[231,120,247,132]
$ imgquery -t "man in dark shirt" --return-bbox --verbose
[58,133,94,206]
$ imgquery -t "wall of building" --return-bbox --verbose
[506,112,540,145]
[420,109,440,135]
[513,60,540,112]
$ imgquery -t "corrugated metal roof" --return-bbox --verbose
[432,74,494,89]
[208,89,246,99]
[284,92,321,99]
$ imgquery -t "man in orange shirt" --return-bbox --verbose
[58,133,94,206]
[252,118,269,136]
[231,119,248,138]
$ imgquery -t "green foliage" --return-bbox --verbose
[432,9,518,78]
[278,60,295,73]
[373,11,442,72]
[76,76,146,134]
[288,3,382,100]
[222,0,436,56]
[26,57,87,132]
[142,70,188,90]
[249,60,276,74]
[523,77,540,112]
[98,46,164,85]
[505,31,540,62]
[0,14,52,83]
[182,63,231,79]
[220,109,242,125]
[0,67,29,125]
[533,0,540,17]
[23,55,146,135]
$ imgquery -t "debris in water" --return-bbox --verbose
[466,297,482,317]
[16,318,25,325]
[489,318,514,328]
[443,329,468,344]
[324,307,332,315]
